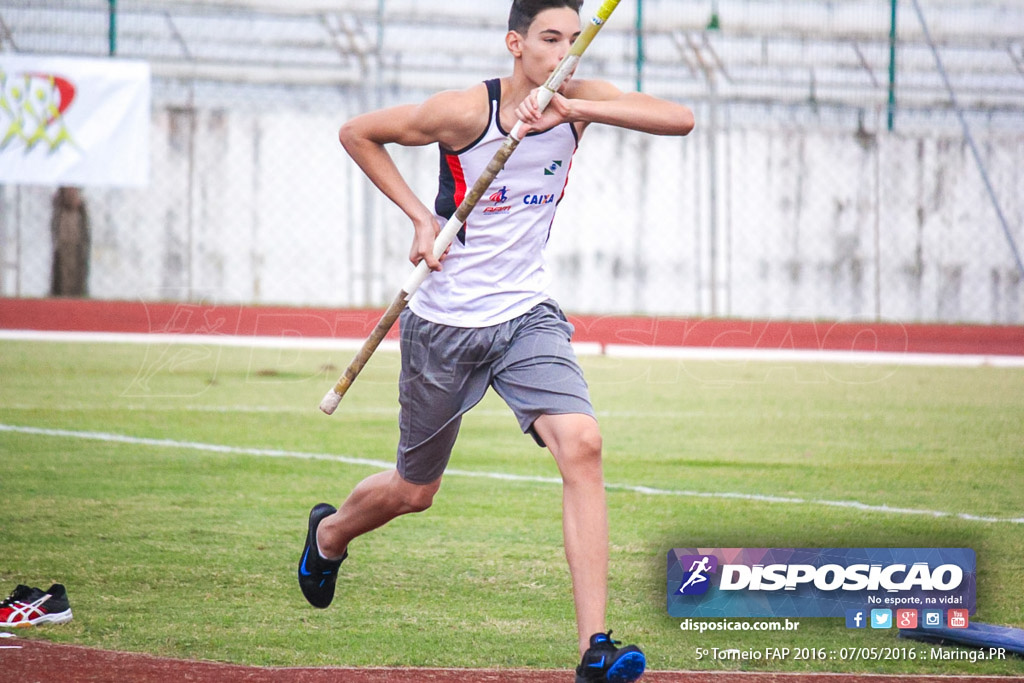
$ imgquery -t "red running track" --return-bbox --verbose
[1,298,1022,356]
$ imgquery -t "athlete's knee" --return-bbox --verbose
[569,425,602,463]
[560,426,603,480]
[402,487,436,513]
[579,427,603,459]
[397,476,441,513]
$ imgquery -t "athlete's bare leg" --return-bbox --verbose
[316,470,442,559]
[533,412,608,657]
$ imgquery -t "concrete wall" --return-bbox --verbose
[1,99,1021,324]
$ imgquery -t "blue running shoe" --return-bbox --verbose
[297,503,347,609]
[575,631,646,683]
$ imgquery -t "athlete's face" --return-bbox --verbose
[511,8,582,86]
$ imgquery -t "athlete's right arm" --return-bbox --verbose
[338,88,485,271]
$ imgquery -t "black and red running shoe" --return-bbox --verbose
[0,584,73,628]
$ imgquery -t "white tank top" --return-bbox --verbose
[409,78,579,328]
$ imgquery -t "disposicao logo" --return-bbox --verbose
[667,548,976,618]
[675,555,718,595]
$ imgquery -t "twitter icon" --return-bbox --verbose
[870,609,893,629]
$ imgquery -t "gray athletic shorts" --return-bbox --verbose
[396,299,594,484]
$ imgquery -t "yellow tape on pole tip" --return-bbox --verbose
[570,0,621,56]
[595,0,621,23]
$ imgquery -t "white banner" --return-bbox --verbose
[0,54,150,187]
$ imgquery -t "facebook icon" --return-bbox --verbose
[845,609,867,629]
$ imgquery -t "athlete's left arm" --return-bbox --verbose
[516,79,694,137]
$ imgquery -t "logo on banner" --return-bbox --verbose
[667,548,976,618]
[0,69,78,154]
[871,609,893,629]
[948,609,969,629]
[845,609,866,628]
[896,609,918,629]
[676,555,717,595]
[0,55,150,187]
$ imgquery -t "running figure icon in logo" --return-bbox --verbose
[677,555,718,596]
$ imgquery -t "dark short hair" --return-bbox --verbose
[508,0,583,34]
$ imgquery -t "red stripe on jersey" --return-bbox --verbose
[445,153,468,210]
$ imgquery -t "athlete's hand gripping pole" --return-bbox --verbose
[320,0,622,415]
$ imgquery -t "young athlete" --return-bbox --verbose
[298,1,694,680]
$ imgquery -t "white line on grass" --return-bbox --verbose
[3,423,1022,525]
[4,329,1024,368]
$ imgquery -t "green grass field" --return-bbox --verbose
[1,338,1022,675]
